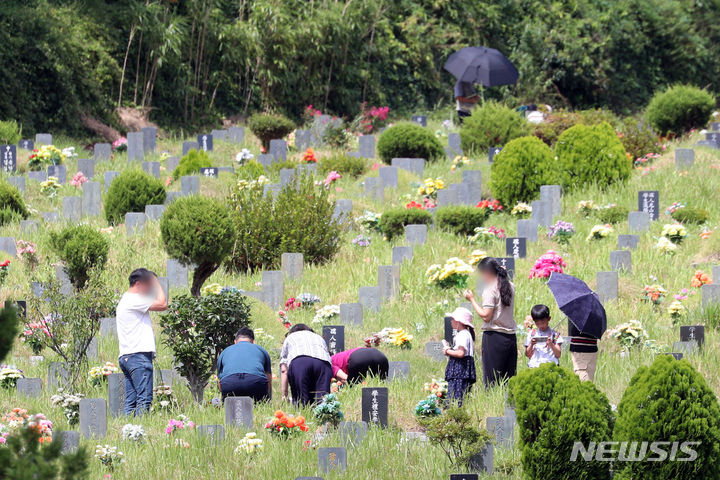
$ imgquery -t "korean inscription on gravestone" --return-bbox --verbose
[638,191,659,220]
[2,144,16,173]
[362,387,388,427]
[505,237,526,259]
[322,326,344,356]
[680,325,705,348]
[18,139,34,150]
[198,134,213,152]
[488,147,502,163]
[200,167,218,177]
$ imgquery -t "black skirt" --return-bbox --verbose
[445,355,477,383]
[481,330,517,388]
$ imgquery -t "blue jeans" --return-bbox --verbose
[119,352,154,416]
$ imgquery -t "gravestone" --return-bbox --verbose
[1,144,17,173]
[377,265,400,301]
[78,158,95,178]
[56,266,73,296]
[339,421,368,446]
[505,237,527,259]
[48,362,69,389]
[297,163,316,176]
[436,187,458,207]
[35,133,52,145]
[160,369,177,385]
[675,148,694,170]
[263,183,281,199]
[358,135,375,158]
[16,378,42,397]
[18,139,34,150]
[62,196,82,221]
[448,133,463,156]
[462,170,482,205]
[31,282,45,298]
[82,181,101,217]
[228,126,245,143]
[628,211,650,232]
[54,430,80,454]
[166,156,180,175]
[322,325,345,355]
[94,143,111,162]
[100,317,117,336]
[392,246,413,265]
[197,425,225,443]
[211,129,228,141]
[661,352,684,360]
[144,204,165,220]
[391,158,425,177]
[158,276,169,301]
[486,416,514,449]
[269,139,287,161]
[358,286,381,312]
[200,167,218,177]
[141,127,157,153]
[531,200,552,227]
[361,387,388,427]
[712,122,720,131]
[197,134,213,151]
[445,316,456,343]
[127,132,144,161]
[125,212,147,236]
[468,443,494,473]
[41,212,59,222]
[618,234,639,250]
[495,257,515,279]
[0,237,16,256]
[8,176,25,193]
[318,447,347,474]
[20,220,37,234]
[540,185,562,216]
[707,131,720,146]
[596,272,618,303]
[165,191,183,204]
[142,161,160,178]
[261,271,284,309]
[295,130,311,151]
[424,341,446,362]
[167,259,189,288]
[449,183,469,206]
[104,171,119,187]
[610,250,632,273]
[280,168,296,187]
[411,115,427,127]
[79,398,107,438]
[405,224,428,245]
[181,175,200,195]
[364,177,384,201]
[86,337,98,359]
[488,146,502,163]
[388,361,410,380]
[680,325,705,348]
[28,171,47,182]
[339,303,363,326]
[516,219,539,242]
[378,166,398,188]
[224,396,253,429]
[47,164,67,184]
[638,191,659,220]
[257,154,274,170]
[107,373,126,417]
[333,199,353,221]
[182,141,199,156]
[673,340,698,356]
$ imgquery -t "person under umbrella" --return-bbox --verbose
[454,81,479,125]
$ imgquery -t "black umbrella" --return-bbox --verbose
[443,46,519,87]
[547,273,607,339]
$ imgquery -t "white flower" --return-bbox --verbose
[235,149,254,164]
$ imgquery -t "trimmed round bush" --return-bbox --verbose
[459,101,529,154]
[377,122,443,164]
[319,153,367,178]
[378,208,433,241]
[489,136,555,208]
[161,195,236,297]
[104,169,166,225]
[595,205,628,224]
[50,225,110,289]
[435,206,489,236]
[0,181,29,219]
[248,113,294,150]
[613,355,720,479]
[173,149,211,179]
[555,122,631,190]
[646,85,715,135]
[509,364,613,480]
[672,207,709,224]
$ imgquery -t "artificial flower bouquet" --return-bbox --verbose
[547,221,575,244]
[529,250,566,279]
[426,257,474,289]
[312,305,340,324]
[314,393,344,427]
[586,224,613,241]
[265,410,309,438]
[89,362,120,386]
[424,378,448,398]
[661,224,687,244]
[640,285,667,305]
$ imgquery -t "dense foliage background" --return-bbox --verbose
[2,0,720,134]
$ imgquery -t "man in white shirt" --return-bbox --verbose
[116,268,167,415]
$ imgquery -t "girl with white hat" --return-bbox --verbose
[443,306,476,405]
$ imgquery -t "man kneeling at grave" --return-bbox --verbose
[217,328,273,402]
[117,268,168,416]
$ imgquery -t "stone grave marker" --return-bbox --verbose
[673,340,698,356]
[48,362,69,389]
[405,224,427,245]
[675,148,694,170]
[444,316,456,343]
[505,237,527,259]
[391,158,425,177]
[28,171,47,182]
[517,219,539,242]
[31,281,45,298]
[16,378,42,397]
[166,156,180,174]
[269,139,287,161]
[392,246,413,265]
[486,416,514,449]
[448,133,462,156]
[531,200,552,227]
[462,170,482,205]
[257,153,274,170]
[78,158,95,178]
[358,286,381,312]
[495,257,515,279]
[359,135,375,158]
[158,276,169,301]
[281,253,303,280]
[224,396,253,429]
[488,146,502,163]
[47,164,67,184]
[468,443,494,473]
[228,126,245,143]
[160,369,177,385]
[339,303,362,326]
[436,187,458,207]
[618,234,639,250]
[20,220,37,234]
[540,185,562,216]
[62,196,82,221]
[35,133,52,145]
[322,325,344,355]
[1,144,17,173]
[263,183,281,199]
[8,176,25,193]
[424,341,446,362]
[197,424,225,444]
[211,129,228,141]
[94,143,111,162]
[628,211,650,232]
[680,325,705,348]
[142,161,160,178]
[333,199,353,221]
[596,272,618,303]
[82,181,101,217]
[377,265,400,301]
[280,168,296,187]
[200,167,218,177]
[297,164,316,176]
[86,337,98,359]
[361,387,388,427]
[610,250,632,273]
[197,133,213,151]
[411,115,427,127]
[125,213,147,236]
[141,127,157,153]
[167,259,189,288]
[181,175,199,195]
[712,122,720,131]
[41,211,59,222]
[127,132,143,161]
[261,271,284,309]
[295,477,323,480]
[339,421,368,446]
[0,237,16,256]
[318,447,347,474]
[182,141,199,156]
[295,130,311,151]
[144,204,165,221]
[388,361,410,380]
[707,131,720,146]
[660,352,684,360]
[18,139,34,150]
[54,430,80,454]
[56,265,73,296]
[107,373,126,417]
[100,317,117,336]
[449,183,469,205]
[364,177,384,201]
[165,191,183,204]
[378,166,398,189]
[104,171,119,187]
[638,190,659,220]
[80,398,107,438]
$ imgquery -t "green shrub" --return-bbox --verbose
[248,113,294,150]
[104,169,166,225]
[376,122,443,164]
[0,181,29,218]
[0,426,88,480]
[646,85,715,135]
[236,160,266,181]
[532,110,583,146]
[672,207,709,224]
[268,160,297,175]
[228,175,343,272]
[319,153,367,178]
[595,205,628,224]
[161,195,236,297]
[509,363,613,480]
[489,136,555,207]
[613,355,720,479]
[377,208,433,241]
[555,122,631,190]
[50,225,110,289]
[0,302,20,364]
[419,407,492,468]
[322,123,351,149]
[619,118,660,160]
[0,208,21,227]
[459,101,529,154]
[0,120,21,145]
[173,149,212,179]
[435,206,489,236]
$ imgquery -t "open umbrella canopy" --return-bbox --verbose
[443,46,519,87]
[547,272,607,339]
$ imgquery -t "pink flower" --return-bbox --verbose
[165,177,172,187]
[372,163,380,170]
[70,171,88,188]
[529,250,567,279]
[323,171,341,187]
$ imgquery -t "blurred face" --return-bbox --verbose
[534,318,550,331]
[451,318,460,330]
[135,278,153,295]
[480,269,496,284]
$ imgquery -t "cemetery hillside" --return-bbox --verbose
[4,4,720,480]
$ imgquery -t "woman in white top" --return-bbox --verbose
[442,307,476,405]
